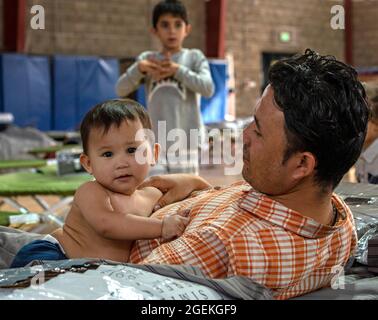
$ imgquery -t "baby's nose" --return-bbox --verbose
[116,156,130,169]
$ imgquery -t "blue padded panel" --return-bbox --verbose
[78,57,119,124]
[53,55,78,131]
[1,54,51,130]
[201,60,228,124]
[53,56,119,130]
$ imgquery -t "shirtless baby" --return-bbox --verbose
[11,99,189,267]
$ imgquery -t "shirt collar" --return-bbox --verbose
[238,186,350,239]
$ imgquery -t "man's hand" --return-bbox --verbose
[138,174,212,210]
[161,211,190,241]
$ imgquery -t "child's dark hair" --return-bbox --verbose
[152,0,188,28]
[80,99,151,154]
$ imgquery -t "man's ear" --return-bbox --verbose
[151,143,161,166]
[80,153,92,175]
[291,152,316,180]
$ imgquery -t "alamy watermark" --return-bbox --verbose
[134,121,244,176]
[330,265,346,290]
[330,5,345,30]
[30,5,45,30]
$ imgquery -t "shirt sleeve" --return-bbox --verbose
[174,50,215,98]
[133,229,229,278]
[115,52,149,97]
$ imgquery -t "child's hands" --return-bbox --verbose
[161,211,190,241]
[139,53,179,81]
[138,59,163,79]
[158,59,180,80]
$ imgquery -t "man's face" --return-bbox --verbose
[153,14,190,52]
[242,85,294,195]
[80,119,158,196]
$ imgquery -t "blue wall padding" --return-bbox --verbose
[201,60,228,124]
[1,53,51,130]
[54,56,119,131]
[136,84,146,109]
[53,56,78,131]
[135,60,228,123]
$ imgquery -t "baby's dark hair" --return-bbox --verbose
[152,0,188,28]
[80,99,151,154]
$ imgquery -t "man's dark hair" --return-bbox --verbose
[269,49,369,191]
[80,99,151,154]
[152,0,189,28]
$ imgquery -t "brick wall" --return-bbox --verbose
[353,0,378,67]
[1,0,377,117]
[226,0,346,117]
[24,0,206,57]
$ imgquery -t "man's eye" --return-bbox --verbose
[102,152,113,158]
[127,147,137,154]
[175,22,183,28]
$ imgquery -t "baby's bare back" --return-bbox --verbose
[52,203,133,262]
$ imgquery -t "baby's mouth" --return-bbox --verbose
[116,174,132,180]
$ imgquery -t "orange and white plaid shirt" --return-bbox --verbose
[130,181,357,300]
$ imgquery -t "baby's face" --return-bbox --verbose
[81,119,157,195]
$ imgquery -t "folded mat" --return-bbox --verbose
[0,165,92,196]
[0,259,273,300]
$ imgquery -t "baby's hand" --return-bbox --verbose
[161,213,189,241]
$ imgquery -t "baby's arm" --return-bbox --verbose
[138,174,212,208]
[75,182,187,241]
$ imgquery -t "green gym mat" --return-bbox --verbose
[27,145,80,155]
[0,211,22,226]
[0,160,47,170]
[0,165,92,196]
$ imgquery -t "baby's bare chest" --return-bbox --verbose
[110,193,154,216]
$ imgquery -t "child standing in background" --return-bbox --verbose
[116,0,214,175]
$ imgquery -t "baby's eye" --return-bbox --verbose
[127,147,137,154]
[102,151,113,158]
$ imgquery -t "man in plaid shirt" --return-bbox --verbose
[130,49,369,299]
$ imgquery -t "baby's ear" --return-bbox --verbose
[80,153,92,174]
